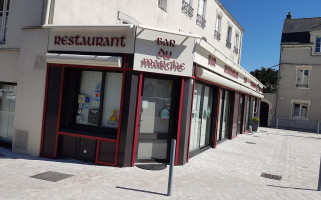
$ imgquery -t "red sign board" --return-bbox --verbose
[224,65,238,79]
[208,55,216,67]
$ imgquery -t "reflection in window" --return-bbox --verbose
[0,82,16,144]
[296,69,309,88]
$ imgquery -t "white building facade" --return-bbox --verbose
[0,0,263,167]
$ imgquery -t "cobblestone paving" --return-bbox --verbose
[1,127,321,199]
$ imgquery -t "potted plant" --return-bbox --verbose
[250,117,260,132]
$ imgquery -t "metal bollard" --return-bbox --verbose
[276,118,279,129]
[318,157,321,191]
[317,122,320,134]
[167,139,176,196]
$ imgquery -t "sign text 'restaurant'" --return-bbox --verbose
[54,35,126,47]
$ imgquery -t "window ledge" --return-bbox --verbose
[294,87,310,90]
[290,117,309,121]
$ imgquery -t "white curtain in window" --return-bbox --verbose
[198,0,205,16]
[215,16,221,32]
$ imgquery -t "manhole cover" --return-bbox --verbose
[261,172,282,180]
[136,164,167,171]
[31,171,73,182]
[245,141,256,144]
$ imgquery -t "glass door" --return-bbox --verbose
[136,77,174,162]
[238,94,245,134]
[0,83,16,145]
[221,90,230,139]
[189,83,214,152]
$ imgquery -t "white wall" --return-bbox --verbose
[12,28,49,156]
[52,0,243,64]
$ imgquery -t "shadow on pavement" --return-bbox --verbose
[116,186,167,196]
[267,184,317,191]
[0,146,96,166]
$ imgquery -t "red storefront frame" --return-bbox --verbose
[40,55,130,167]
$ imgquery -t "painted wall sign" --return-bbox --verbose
[134,28,194,77]
[48,27,135,53]
[224,65,238,79]
[208,55,216,67]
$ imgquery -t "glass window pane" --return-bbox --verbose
[293,104,300,117]
[101,72,123,128]
[0,1,4,12]
[189,83,202,151]
[198,0,204,16]
[317,38,321,43]
[76,71,102,126]
[200,86,213,147]
[303,70,309,86]
[139,78,173,134]
[0,83,16,143]
[301,105,308,118]
[297,70,303,85]
[6,0,9,10]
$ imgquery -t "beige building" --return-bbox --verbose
[0,0,263,167]
[276,13,321,132]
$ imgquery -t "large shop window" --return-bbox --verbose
[190,83,214,152]
[0,0,10,43]
[0,82,16,145]
[60,68,123,138]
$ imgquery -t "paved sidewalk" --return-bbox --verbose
[1,127,321,200]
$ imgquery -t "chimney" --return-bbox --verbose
[286,12,292,19]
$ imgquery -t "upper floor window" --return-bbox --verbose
[182,0,194,17]
[296,69,309,88]
[316,37,321,53]
[196,0,206,28]
[0,0,10,43]
[234,33,240,54]
[226,25,232,49]
[158,0,167,12]
[214,15,222,41]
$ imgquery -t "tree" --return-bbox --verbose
[250,67,278,93]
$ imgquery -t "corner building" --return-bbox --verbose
[276,13,321,132]
[0,0,263,167]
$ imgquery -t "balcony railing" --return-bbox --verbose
[226,40,231,49]
[196,14,206,28]
[182,0,194,17]
[214,30,221,41]
[234,46,239,54]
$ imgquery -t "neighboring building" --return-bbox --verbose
[276,12,321,132]
[0,0,263,167]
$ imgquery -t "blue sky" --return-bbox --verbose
[219,0,321,72]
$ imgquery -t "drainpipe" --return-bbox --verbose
[44,0,52,25]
